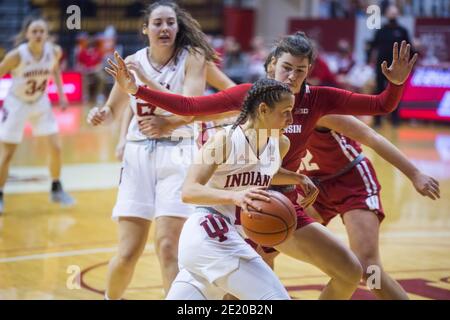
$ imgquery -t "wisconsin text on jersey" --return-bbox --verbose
[284,124,302,133]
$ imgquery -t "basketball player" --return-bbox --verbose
[0,16,75,215]
[296,115,440,299]
[112,61,237,161]
[167,78,314,300]
[107,33,417,299]
[87,1,220,299]
[263,48,440,299]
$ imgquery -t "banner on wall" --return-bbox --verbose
[400,65,450,122]
[0,72,83,105]
[415,18,449,64]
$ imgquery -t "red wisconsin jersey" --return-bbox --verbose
[134,81,404,172]
[299,129,363,177]
[279,83,402,172]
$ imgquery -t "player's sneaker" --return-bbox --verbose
[50,181,75,207]
[50,189,75,207]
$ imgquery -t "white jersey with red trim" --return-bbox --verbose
[127,47,192,141]
[9,42,56,103]
[206,126,281,236]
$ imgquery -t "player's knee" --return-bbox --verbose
[50,141,62,154]
[155,236,178,265]
[338,253,363,285]
[1,149,15,163]
[358,256,383,281]
[116,248,142,267]
[347,260,364,284]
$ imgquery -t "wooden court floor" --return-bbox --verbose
[0,106,449,300]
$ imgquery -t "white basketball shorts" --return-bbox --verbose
[0,94,58,144]
[112,137,195,221]
[177,209,260,283]
[166,208,289,300]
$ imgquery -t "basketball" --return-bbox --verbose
[241,190,297,247]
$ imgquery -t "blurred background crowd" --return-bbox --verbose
[0,0,448,126]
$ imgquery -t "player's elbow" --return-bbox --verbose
[376,93,400,114]
[363,131,382,149]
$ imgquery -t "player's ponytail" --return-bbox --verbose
[232,79,292,129]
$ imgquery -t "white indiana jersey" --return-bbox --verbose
[9,42,56,103]
[207,126,282,236]
[127,47,192,141]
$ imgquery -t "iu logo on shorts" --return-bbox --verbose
[200,214,229,242]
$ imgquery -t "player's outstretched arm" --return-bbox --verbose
[106,51,249,116]
[318,115,440,200]
[320,42,418,117]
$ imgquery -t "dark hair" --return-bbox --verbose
[272,31,315,64]
[14,16,48,47]
[264,47,276,73]
[143,1,219,62]
[232,79,292,129]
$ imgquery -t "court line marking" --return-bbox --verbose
[1,231,450,264]
[0,244,154,263]
[0,240,118,254]
[7,162,121,193]
[337,231,450,239]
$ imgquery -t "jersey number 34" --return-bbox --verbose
[25,79,47,96]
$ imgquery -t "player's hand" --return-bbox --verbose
[382,41,418,85]
[105,51,138,95]
[411,171,440,200]
[137,114,173,138]
[297,174,319,208]
[87,106,112,126]
[126,61,153,86]
[115,140,126,161]
[233,187,271,212]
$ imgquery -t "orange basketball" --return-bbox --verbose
[241,190,297,247]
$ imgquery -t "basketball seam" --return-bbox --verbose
[243,210,288,234]
[242,191,296,246]
[242,226,287,246]
[243,209,289,246]
[268,191,297,229]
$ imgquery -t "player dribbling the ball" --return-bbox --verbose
[164,78,318,300]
